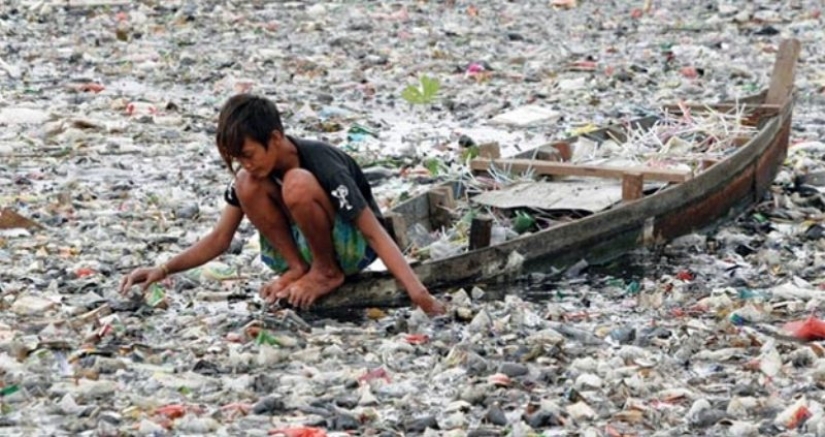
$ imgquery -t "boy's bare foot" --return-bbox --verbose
[260,268,307,303]
[282,267,345,309]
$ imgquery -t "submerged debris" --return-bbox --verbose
[1,0,824,435]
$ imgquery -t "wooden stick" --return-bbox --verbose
[428,187,456,230]
[765,39,801,106]
[468,215,493,251]
[661,102,782,115]
[470,158,692,183]
[622,172,644,202]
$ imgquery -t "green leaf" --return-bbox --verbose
[401,86,425,105]
[420,75,440,100]
[460,145,479,162]
[255,330,281,347]
[423,157,441,176]
[401,75,441,105]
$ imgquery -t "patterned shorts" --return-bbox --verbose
[259,215,377,276]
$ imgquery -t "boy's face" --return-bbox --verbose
[237,132,281,178]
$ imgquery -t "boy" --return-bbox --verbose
[120,94,445,316]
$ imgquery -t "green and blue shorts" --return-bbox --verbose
[260,215,377,276]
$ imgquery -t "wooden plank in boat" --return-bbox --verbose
[470,179,664,213]
[470,158,692,183]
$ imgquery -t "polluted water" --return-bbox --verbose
[1,0,825,436]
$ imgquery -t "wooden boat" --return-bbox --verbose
[314,39,800,310]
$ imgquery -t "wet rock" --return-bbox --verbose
[498,362,528,378]
[525,409,562,427]
[174,203,200,219]
[328,413,361,431]
[404,415,439,433]
[252,396,285,415]
[485,404,508,426]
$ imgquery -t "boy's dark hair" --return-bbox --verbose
[216,94,284,173]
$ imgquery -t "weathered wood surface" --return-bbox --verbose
[313,39,799,311]
[469,158,693,183]
[469,215,493,251]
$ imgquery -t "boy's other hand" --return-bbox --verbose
[410,290,446,316]
[120,267,165,295]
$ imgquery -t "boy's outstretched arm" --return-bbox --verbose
[355,208,446,316]
[120,205,244,294]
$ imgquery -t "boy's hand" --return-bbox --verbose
[409,290,446,316]
[120,267,165,295]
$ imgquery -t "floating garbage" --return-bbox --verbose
[1,0,825,435]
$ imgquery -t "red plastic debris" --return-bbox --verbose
[268,427,328,437]
[404,334,429,345]
[680,67,699,79]
[787,405,812,429]
[466,62,486,75]
[358,367,391,383]
[783,316,825,341]
[76,267,96,278]
[569,60,598,71]
[630,8,643,19]
[675,270,694,281]
[155,404,186,419]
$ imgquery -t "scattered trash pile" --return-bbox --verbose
[573,105,760,170]
[1,0,825,435]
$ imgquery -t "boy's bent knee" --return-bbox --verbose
[234,170,268,204]
[282,169,322,209]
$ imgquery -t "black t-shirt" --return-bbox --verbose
[224,136,383,223]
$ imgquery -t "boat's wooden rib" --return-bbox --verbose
[468,158,694,183]
[312,39,800,311]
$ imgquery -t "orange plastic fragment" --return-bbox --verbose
[783,316,825,341]
[268,427,328,437]
[155,404,186,419]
